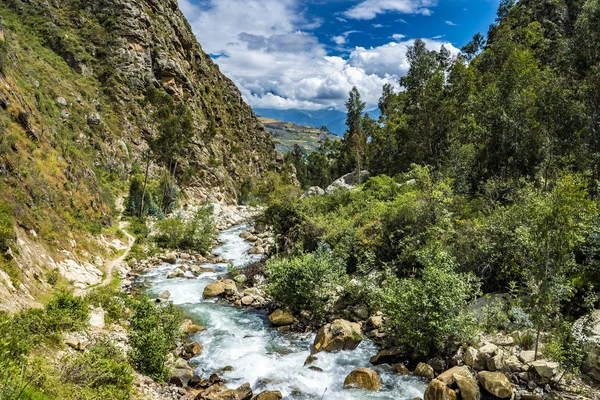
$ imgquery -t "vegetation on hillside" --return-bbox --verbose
[263,0,600,370]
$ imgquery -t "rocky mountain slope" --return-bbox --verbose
[0,0,276,310]
[259,117,339,154]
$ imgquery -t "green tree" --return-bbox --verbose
[342,86,366,181]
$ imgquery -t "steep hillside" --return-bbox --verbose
[259,117,339,153]
[0,0,275,310]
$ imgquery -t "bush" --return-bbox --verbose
[153,206,216,255]
[44,292,89,332]
[265,245,349,321]
[63,338,133,399]
[379,245,479,357]
[86,286,126,324]
[128,297,182,380]
[0,201,15,252]
[125,175,158,218]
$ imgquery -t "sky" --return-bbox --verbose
[178,0,500,111]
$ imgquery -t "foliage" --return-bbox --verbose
[378,245,479,356]
[0,200,15,252]
[86,286,126,324]
[153,206,216,255]
[265,245,349,321]
[128,297,183,380]
[125,175,159,218]
[63,338,133,399]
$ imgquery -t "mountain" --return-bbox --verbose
[0,0,275,310]
[254,107,381,136]
[259,117,339,153]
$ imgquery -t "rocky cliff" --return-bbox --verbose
[0,0,275,310]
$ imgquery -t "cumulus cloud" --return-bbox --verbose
[344,0,438,20]
[179,0,456,110]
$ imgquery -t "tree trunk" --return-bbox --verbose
[140,152,150,217]
[534,322,542,361]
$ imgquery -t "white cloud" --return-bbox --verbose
[445,20,458,26]
[344,0,438,20]
[392,33,406,41]
[179,0,455,110]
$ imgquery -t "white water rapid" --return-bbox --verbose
[142,224,427,399]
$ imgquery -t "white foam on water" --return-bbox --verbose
[141,224,427,399]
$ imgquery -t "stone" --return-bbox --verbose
[392,363,411,375]
[56,97,67,106]
[170,368,193,387]
[424,379,457,400]
[325,171,371,194]
[464,347,485,371]
[301,186,325,198]
[268,309,295,326]
[89,307,105,329]
[254,391,283,400]
[241,295,254,306]
[428,356,446,373]
[311,319,363,354]
[205,382,252,400]
[478,343,500,362]
[369,346,407,365]
[436,366,472,386]
[158,290,171,302]
[203,279,237,298]
[476,371,513,399]
[504,355,523,372]
[181,342,203,359]
[414,362,435,380]
[487,353,506,372]
[519,350,537,364]
[530,360,559,383]
[353,305,369,320]
[234,274,247,284]
[167,268,185,279]
[309,366,323,372]
[181,319,206,334]
[343,368,381,391]
[454,374,481,400]
[369,315,383,328]
[190,265,217,274]
[87,113,101,125]
[161,253,177,264]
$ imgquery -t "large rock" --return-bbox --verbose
[325,171,370,194]
[369,346,407,365]
[311,319,362,354]
[301,186,325,198]
[181,319,206,334]
[424,379,457,400]
[268,309,295,326]
[464,347,485,371]
[454,374,481,400]
[343,368,381,391]
[205,382,253,400]
[518,350,537,364]
[476,371,513,399]
[167,268,185,279]
[170,367,194,387]
[89,307,105,329]
[203,279,237,298]
[530,360,559,383]
[414,362,435,380]
[436,366,471,386]
[181,342,203,359]
[254,391,283,400]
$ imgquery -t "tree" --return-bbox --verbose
[496,0,516,22]
[461,33,486,60]
[343,86,366,182]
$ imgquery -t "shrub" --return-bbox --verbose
[153,206,216,255]
[63,338,133,399]
[0,201,15,252]
[44,292,89,332]
[379,245,479,357]
[125,175,159,218]
[265,245,348,321]
[128,297,182,380]
[86,286,126,324]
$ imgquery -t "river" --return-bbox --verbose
[141,224,426,399]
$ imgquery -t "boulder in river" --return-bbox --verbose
[181,342,203,359]
[169,367,193,387]
[161,253,177,264]
[204,382,253,400]
[436,366,472,386]
[369,346,407,365]
[181,319,206,334]
[268,309,295,326]
[167,268,185,279]
[476,371,513,399]
[311,319,362,354]
[254,391,283,400]
[344,368,381,391]
[203,279,237,298]
[414,362,435,380]
[424,379,457,400]
[157,290,171,302]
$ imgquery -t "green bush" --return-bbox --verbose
[128,297,182,380]
[378,245,479,357]
[86,286,126,324]
[125,175,159,218]
[153,206,216,255]
[265,245,348,321]
[0,201,15,252]
[63,338,133,399]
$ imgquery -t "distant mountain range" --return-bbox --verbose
[254,107,381,136]
[259,118,339,154]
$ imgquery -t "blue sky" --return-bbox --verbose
[179,0,500,110]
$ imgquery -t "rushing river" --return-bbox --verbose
[142,225,426,399]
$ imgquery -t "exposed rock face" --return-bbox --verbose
[424,379,457,400]
[325,171,371,194]
[268,309,295,326]
[311,319,363,354]
[181,342,203,359]
[203,279,237,298]
[343,368,381,391]
[476,371,513,399]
